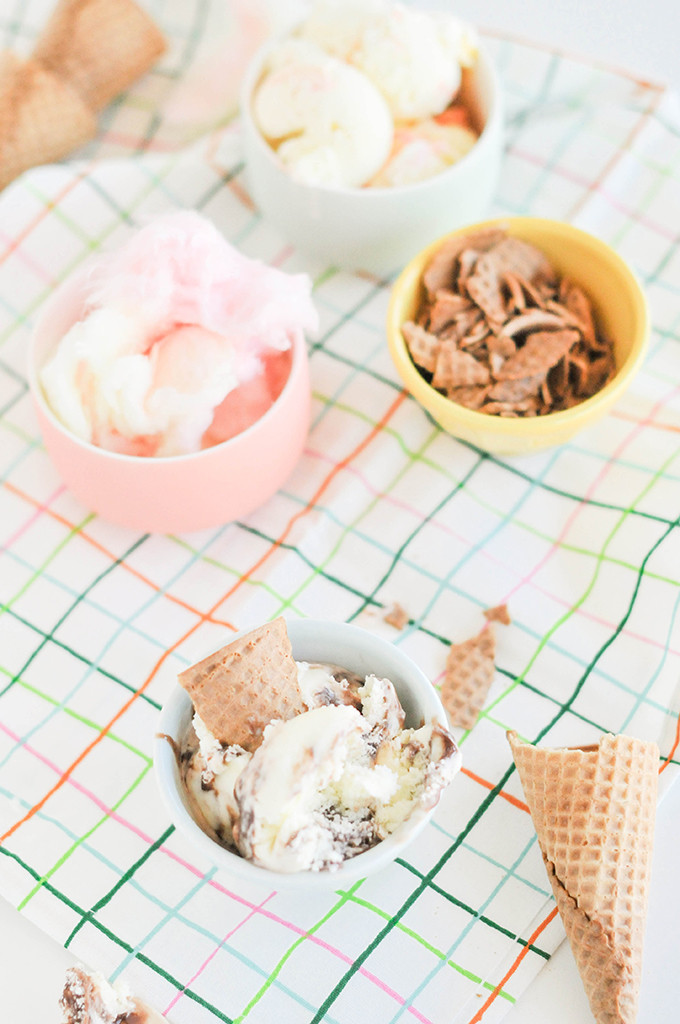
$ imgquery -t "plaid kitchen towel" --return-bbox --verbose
[0,3,678,1023]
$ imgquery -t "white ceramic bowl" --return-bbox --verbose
[154,618,459,891]
[240,36,503,276]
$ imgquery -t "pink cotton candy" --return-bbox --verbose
[87,210,317,361]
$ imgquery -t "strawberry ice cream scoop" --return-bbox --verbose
[370,118,478,188]
[39,211,318,457]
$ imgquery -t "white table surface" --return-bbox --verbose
[1,2,678,1021]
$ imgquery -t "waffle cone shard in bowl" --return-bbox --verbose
[178,617,305,752]
[508,731,658,1024]
[0,51,96,190]
[33,0,166,112]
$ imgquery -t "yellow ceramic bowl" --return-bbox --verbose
[386,217,649,455]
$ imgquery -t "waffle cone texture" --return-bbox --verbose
[179,618,305,753]
[441,626,496,729]
[0,51,96,190]
[508,731,658,1024]
[33,0,167,111]
[0,0,165,190]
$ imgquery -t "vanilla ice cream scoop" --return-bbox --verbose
[296,0,388,60]
[253,39,393,188]
[350,4,477,120]
[182,655,460,874]
[234,704,380,871]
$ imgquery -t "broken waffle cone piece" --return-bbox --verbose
[178,617,305,752]
[33,0,166,112]
[422,226,506,299]
[0,51,96,191]
[432,340,490,391]
[61,964,168,1022]
[402,320,440,373]
[494,328,580,381]
[441,625,495,729]
[508,731,659,1024]
[483,603,511,625]
[384,601,409,629]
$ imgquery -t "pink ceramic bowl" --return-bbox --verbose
[28,267,311,534]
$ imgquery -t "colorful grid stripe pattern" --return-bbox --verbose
[1,5,680,1023]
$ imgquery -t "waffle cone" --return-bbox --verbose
[508,731,658,1024]
[179,618,305,753]
[441,626,495,729]
[0,51,96,191]
[33,0,166,112]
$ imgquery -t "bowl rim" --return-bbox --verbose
[239,30,503,199]
[27,257,309,465]
[386,215,650,439]
[153,618,456,890]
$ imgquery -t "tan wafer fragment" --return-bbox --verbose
[447,384,490,410]
[483,603,511,625]
[178,618,304,751]
[61,965,168,1023]
[508,731,659,1024]
[34,0,166,112]
[0,51,96,191]
[402,321,440,373]
[441,626,495,729]
[422,227,506,299]
[439,306,482,345]
[559,277,597,345]
[465,237,556,325]
[488,373,545,403]
[384,602,409,630]
[432,340,490,390]
[503,270,527,312]
[428,289,475,332]
[510,271,552,309]
[494,328,580,381]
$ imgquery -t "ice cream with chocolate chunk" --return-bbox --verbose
[60,965,168,1024]
[178,618,460,873]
